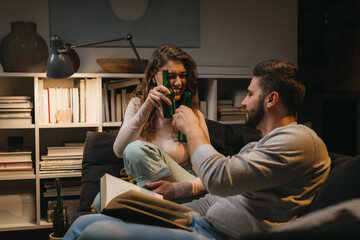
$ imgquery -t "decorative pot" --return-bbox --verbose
[0,21,49,72]
[49,232,63,240]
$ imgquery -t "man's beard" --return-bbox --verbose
[245,99,264,129]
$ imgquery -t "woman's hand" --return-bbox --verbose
[143,85,172,112]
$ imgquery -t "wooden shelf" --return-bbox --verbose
[0,173,36,181]
[38,123,99,128]
[0,124,35,129]
[39,172,82,179]
[0,222,44,232]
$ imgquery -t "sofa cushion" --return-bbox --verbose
[206,119,261,156]
[256,198,360,240]
[308,153,360,212]
[79,131,123,211]
[206,119,235,156]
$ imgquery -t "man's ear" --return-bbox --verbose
[266,92,279,108]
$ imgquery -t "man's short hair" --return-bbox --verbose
[253,59,305,116]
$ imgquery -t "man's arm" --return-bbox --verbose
[172,105,210,156]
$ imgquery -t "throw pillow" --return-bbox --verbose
[79,131,123,210]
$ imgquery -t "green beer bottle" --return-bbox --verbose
[178,91,191,142]
[162,70,175,118]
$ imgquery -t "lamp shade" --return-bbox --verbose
[46,35,74,79]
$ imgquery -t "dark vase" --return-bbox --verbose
[0,21,49,72]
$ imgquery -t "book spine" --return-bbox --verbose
[72,88,79,123]
[48,88,56,123]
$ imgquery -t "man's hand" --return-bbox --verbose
[145,180,175,201]
[172,105,210,156]
[172,105,200,135]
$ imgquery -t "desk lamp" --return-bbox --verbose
[46,33,145,79]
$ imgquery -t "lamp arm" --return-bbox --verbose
[128,39,145,72]
[69,37,127,48]
[57,33,145,72]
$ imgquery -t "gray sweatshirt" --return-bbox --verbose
[190,123,330,239]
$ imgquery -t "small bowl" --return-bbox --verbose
[96,58,148,73]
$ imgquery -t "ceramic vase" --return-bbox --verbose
[0,21,49,72]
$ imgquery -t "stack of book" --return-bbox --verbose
[42,178,81,198]
[0,96,33,125]
[0,151,34,175]
[38,78,98,124]
[217,100,246,121]
[39,143,84,174]
[43,178,81,222]
[103,78,140,123]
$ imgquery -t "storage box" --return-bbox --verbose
[0,192,35,224]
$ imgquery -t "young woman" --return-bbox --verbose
[93,44,208,212]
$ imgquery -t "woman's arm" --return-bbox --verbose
[113,85,172,158]
[113,98,151,158]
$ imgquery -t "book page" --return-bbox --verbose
[102,202,192,232]
[115,199,188,220]
[113,189,191,213]
[100,173,163,211]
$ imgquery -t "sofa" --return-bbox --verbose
[66,120,360,239]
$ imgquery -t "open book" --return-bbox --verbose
[100,173,193,231]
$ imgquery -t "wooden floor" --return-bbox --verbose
[0,228,53,240]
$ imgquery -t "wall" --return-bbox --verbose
[0,0,298,74]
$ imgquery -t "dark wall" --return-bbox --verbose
[298,0,360,156]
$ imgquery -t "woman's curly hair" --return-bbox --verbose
[132,44,199,140]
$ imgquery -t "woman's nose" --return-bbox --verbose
[173,77,182,87]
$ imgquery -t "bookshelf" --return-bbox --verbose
[197,74,251,124]
[0,71,250,231]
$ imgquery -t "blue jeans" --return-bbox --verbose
[123,140,197,187]
[93,140,197,213]
[63,214,227,240]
